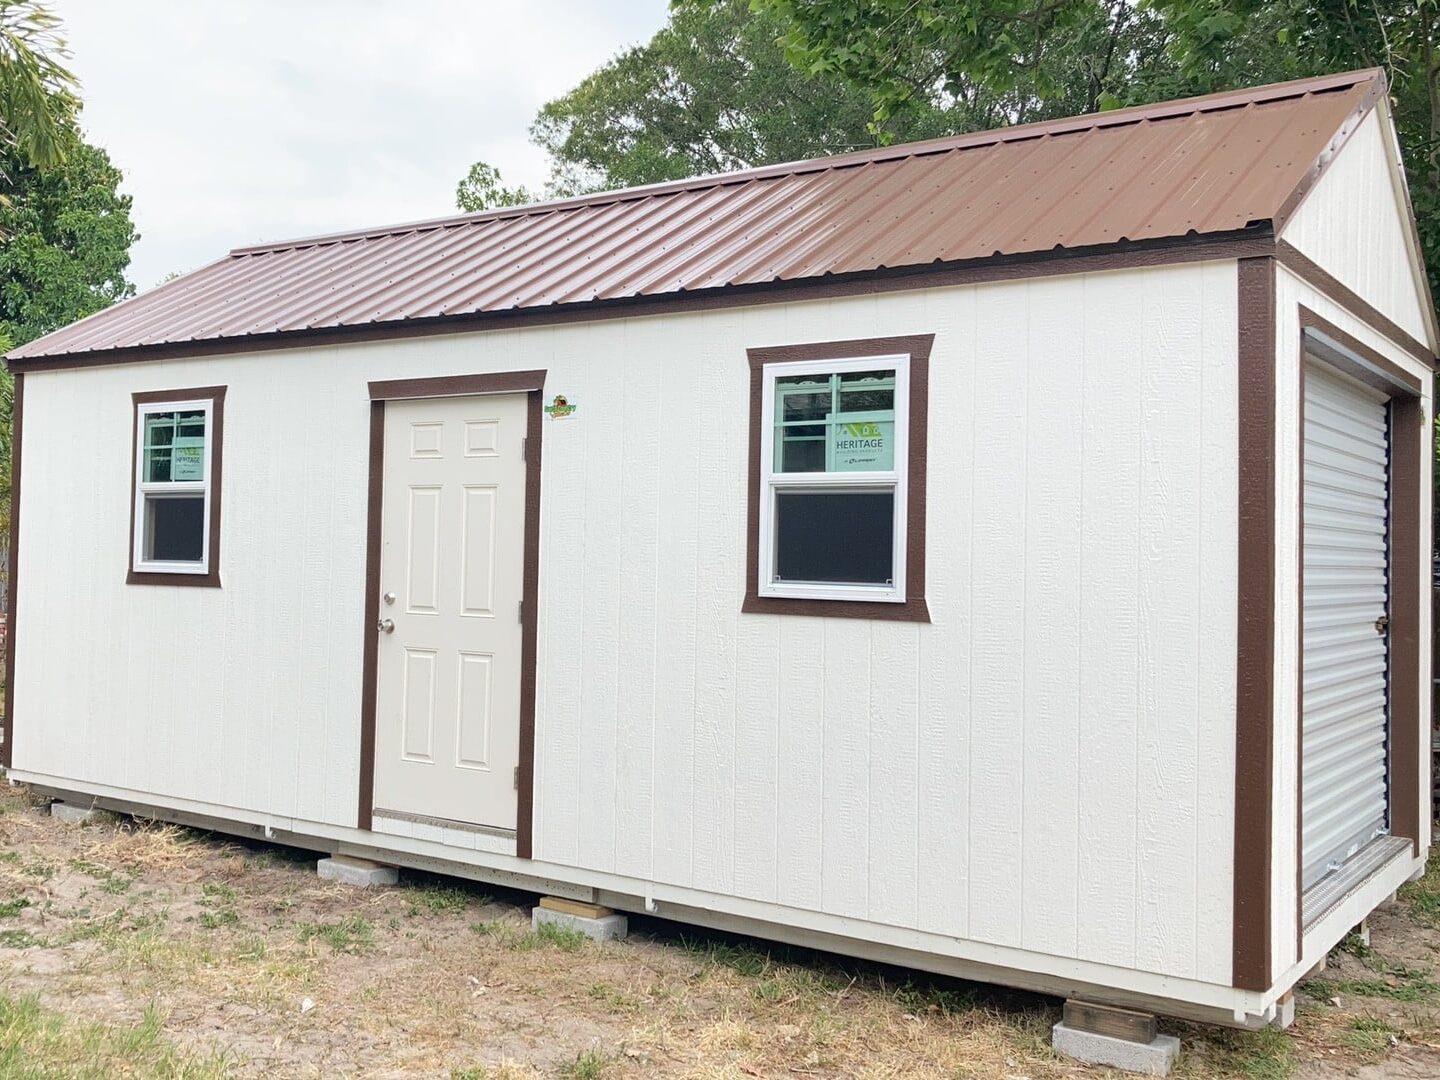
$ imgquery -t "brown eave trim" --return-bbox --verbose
[3,373,23,769]
[743,334,931,623]
[1276,241,1437,369]
[126,385,226,589]
[369,370,547,400]
[1234,255,1277,992]
[8,229,1275,374]
[357,374,545,857]
[1298,307,1424,394]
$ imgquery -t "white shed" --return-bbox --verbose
[3,69,1433,1038]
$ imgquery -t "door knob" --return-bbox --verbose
[377,618,395,634]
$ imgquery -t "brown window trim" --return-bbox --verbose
[743,334,931,622]
[127,386,226,588]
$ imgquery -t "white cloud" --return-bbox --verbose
[55,0,668,289]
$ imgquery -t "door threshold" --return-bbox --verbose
[373,807,516,840]
[1302,835,1412,931]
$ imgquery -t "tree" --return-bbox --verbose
[0,0,78,173]
[455,160,534,213]
[0,129,136,347]
[489,0,963,202]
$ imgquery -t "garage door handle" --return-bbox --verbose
[377,618,395,634]
[1375,615,1390,635]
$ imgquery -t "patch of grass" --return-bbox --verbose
[587,982,640,1013]
[297,915,374,954]
[558,1050,607,1079]
[893,979,979,1015]
[0,896,31,919]
[1399,848,1440,927]
[1342,1016,1402,1058]
[0,992,233,1078]
[534,920,587,951]
[405,884,474,915]
[20,857,55,881]
[1196,1026,1296,1080]
[679,936,771,977]
[198,882,240,930]
[0,928,43,948]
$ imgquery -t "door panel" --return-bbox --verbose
[1301,362,1391,892]
[374,393,528,831]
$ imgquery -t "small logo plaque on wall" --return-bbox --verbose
[544,394,577,419]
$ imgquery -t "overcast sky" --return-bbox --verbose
[55,1,669,290]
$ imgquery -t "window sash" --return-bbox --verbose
[758,354,908,603]
[133,398,213,575]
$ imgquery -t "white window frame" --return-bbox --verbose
[132,397,215,575]
[757,353,909,603]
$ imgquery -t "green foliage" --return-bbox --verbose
[0,1,78,173]
[455,161,533,213]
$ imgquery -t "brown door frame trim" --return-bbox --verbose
[358,370,546,861]
[1293,307,1424,955]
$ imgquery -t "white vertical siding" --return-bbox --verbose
[1282,109,1434,351]
[13,260,1238,984]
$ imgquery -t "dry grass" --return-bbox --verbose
[3,778,1440,1078]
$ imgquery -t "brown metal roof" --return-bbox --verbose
[10,69,1382,363]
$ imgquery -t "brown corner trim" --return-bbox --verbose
[9,229,1275,375]
[126,386,226,588]
[3,373,23,770]
[743,334,932,623]
[1299,307,1424,395]
[1276,242,1436,370]
[357,374,545,858]
[1234,255,1277,992]
[369,370,547,400]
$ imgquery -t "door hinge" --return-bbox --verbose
[518,599,524,623]
[521,437,527,462]
[514,766,520,790]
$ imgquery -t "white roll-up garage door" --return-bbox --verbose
[1301,361,1392,893]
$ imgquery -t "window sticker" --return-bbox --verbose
[171,445,204,480]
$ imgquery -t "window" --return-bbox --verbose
[745,336,931,620]
[129,387,225,585]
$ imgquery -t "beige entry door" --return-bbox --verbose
[373,393,528,831]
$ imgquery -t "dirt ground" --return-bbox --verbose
[2,781,1440,1078]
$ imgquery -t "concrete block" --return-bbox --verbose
[317,855,397,888]
[532,901,627,942]
[49,801,100,825]
[1351,919,1371,947]
[1053,1022,1180,1076]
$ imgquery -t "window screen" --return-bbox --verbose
[775,490,894,585]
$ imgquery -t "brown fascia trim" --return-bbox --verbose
[743,334,932,623]
[1234,255,1277,992]
[7,229,1276,375]
[126,386,227,588]
[1276,241,1437,370]
[357,373,546,859]
[3,372,23,769]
